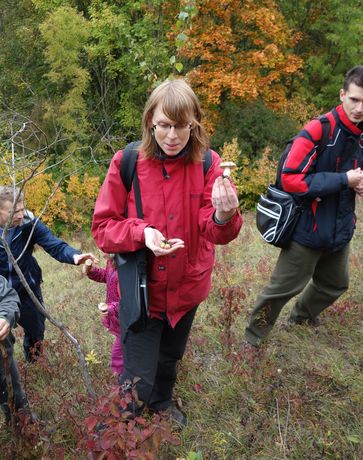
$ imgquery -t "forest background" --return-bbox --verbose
[0,1,363,459]
[1,0,362,230]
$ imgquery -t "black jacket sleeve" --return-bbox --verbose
[0,275,20,327]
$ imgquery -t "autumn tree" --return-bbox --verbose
[176,0,303,123]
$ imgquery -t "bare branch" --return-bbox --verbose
[0,235,96,401]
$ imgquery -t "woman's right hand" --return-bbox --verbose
[144,227,184,257]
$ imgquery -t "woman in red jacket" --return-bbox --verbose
[92,79,242,425]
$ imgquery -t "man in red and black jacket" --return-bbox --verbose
[245,65,363,346]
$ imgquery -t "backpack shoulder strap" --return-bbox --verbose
[119,141,143,218]
[315,116,331,155]
[203,149,212,176]
[120,143,211,205]
[276,116,331,188]
[120,141,141,193]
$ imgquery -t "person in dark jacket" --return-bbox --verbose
[0,274,32,423]
[0,186,97,362]
[245,65,363,346]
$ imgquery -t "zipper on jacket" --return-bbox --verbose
[7,261,12,287]
[162,162,170,179]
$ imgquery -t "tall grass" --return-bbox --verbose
[1,204,362,459]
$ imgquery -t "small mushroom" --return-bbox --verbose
[220,161,237,178]
[85,259,93,267]
[160,239,172,249]
[98,302,108,313]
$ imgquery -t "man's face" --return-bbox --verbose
[340,83,363,124]
[0,200,25,228]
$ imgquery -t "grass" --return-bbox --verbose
[1,206,362,459]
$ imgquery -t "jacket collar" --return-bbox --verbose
[154,142,190,162]
[336,104,363,135]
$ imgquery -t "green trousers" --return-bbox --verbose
[245,241,350,345]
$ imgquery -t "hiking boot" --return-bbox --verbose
[24,341,44,363]
[287,316,320,327]
[161,403,187,428]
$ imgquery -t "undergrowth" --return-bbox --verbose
[0,206,362,459]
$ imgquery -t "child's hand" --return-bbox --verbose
[98,302,109,318]
[82,259,94,275]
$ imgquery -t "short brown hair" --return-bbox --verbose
[343,65,363,91]
[0,186,24,208]
[140,79,210,162]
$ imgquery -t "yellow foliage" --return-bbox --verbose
[240,147,278,209]
[220,137,243,196]
[21,172,100,232]
[25,173,67,226]
[65,174,100,231]
[85,349,102,366]
[220,138,278,209]
[0,150,27,185]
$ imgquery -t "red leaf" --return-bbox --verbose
[85,416,99,432]
[193,383,202,393]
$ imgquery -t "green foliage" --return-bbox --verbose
[0,0,47,113]
[86,1,168,138]
[212,99,298,159]
[39,6,91,137]
[1,0,361,191]
[187,451,203,460]
[277,0,363,110]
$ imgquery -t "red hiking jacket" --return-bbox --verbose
[92,149,242,327]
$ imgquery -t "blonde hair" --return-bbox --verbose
[0,186,24,208]
[140,79,210,162]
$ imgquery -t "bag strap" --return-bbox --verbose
[132,163,143,219]
[120,141,143,219]
[120,141,142,193]
[315,116,331,156]
[120,143,212,218]
[276,116,331,188]
[203,149,212,177]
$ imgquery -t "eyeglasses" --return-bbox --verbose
[152,121,192,135]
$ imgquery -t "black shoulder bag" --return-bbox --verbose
[256,117,331,248]
[115,142,149,333]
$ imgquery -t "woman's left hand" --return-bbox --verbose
[212,176,239,222]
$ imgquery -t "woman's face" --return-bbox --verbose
[151,104,192,156]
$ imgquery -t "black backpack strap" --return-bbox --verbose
[119,141,143,218]
[132,167,143,219]
[276,117,331,188]
[120,143,211,217]
[203,149,212,176]
[120,141,142,193]
[315,116,331,155]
